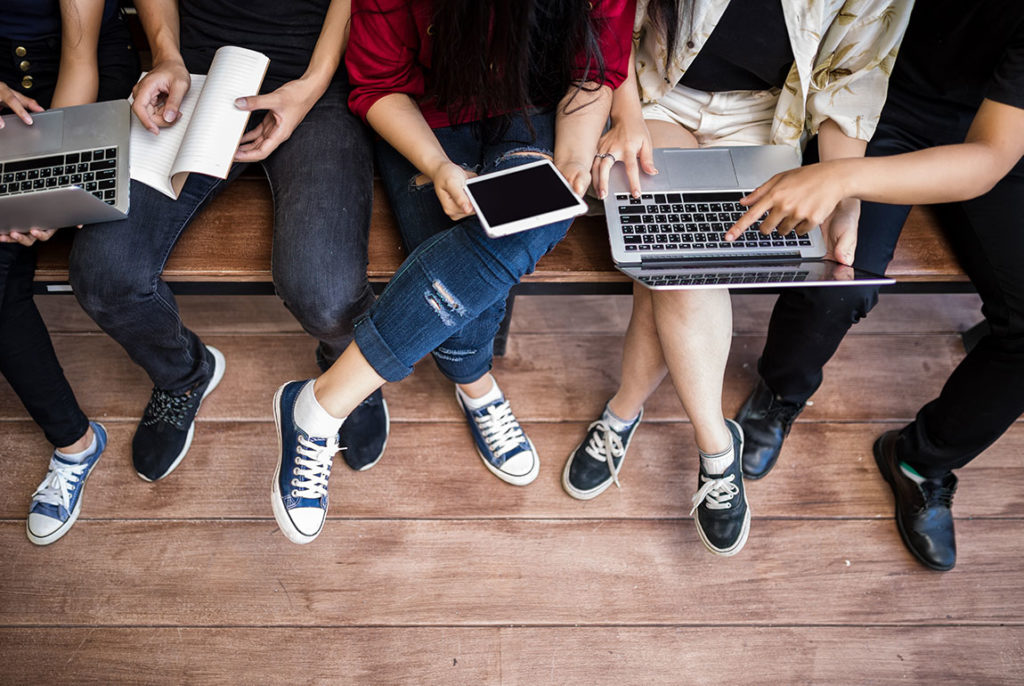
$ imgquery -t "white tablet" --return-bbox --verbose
[464,158,588,238]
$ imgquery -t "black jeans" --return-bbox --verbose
[758,88,1024,477]
[70,81,374,392]
[0,13,138,448]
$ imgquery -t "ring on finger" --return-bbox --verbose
[595,152,616,162]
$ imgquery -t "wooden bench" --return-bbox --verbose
[32,176,973,352]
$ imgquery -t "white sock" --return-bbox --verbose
[55,431,98,463]
[699,443,735,475]
[457,377,503,411]
[602,404,639,434]
[294,380,346,438]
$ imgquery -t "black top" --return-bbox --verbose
[0,0,118,41]
[680,0,793,92]
[179,0,345,92]
[892,0,1024,111]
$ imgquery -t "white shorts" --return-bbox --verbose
[641,83,780,148]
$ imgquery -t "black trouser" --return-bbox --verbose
[758,88,1024,478]
[0,13,138,447]
[0,245,89,447]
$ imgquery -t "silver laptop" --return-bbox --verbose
[603,145,892,289]
[0,99,130,233]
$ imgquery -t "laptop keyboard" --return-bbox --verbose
[0,147,119,205]
[615,190,812,252]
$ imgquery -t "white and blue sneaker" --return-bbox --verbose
[272,380,339,544]
[27,422,108,546]
[456,388,539,486]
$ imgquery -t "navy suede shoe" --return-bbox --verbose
[272,380,338,544]
[339,389,389,471]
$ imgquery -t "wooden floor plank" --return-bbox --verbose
[3,421,1022,520]
[1,520,1021,627]
[35,292,983,337]
[1,627,1019,685]
[0,332,968,423]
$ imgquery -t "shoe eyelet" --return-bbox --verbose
[291,478,300,487]
[290,490,298,498]
[293,467,300,475]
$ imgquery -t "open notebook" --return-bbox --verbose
[129,46,269,199]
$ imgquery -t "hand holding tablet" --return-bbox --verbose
[464,159,588,238]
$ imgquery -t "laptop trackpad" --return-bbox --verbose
[0,110,64,157]
[665,149,738,189]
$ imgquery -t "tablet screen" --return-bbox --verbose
[467,162,581,227]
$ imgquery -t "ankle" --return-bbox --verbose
[57,425,95,455]
[607,395,642,423]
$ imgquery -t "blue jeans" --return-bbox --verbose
[70,81,374,393]
[357,112,569,383]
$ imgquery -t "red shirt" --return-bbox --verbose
[346,0,637,128]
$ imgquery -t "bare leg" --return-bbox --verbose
[608,121,702,423]
[313,343,386,418]
[458,373,496,398]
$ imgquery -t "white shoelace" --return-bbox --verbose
[290,434,339,499]
[32,458,90,512]
[583,421,626,488]
[689,473,739,515]
[474,400,526,460]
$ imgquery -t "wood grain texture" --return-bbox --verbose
[34,292,984,337]
[33,182,965,283]
[1,627,1020,686]
[0,331,971,422]
[3,421,1022,520]
[1,519,1022,626]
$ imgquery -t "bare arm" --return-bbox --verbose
[556,83,614,196]
[728,99,1024,243]
[52,0,105,108]
[131,0,189,133]
[234,0,352,161]
[366,93,476,220]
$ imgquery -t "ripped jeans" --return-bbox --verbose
[356,111,569,383]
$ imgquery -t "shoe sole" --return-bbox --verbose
[27,422,107,546]
[872,434,954,572]
[270,382,324,545]
[694,419,751,557]
[137,346,226,482]
[354,398,390,472]
[561,442,619,501]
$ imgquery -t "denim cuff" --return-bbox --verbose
[353,315,414,383]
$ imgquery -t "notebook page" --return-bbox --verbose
[128,74,206,199]
[171,46,269,182]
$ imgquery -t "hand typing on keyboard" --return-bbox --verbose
[723,161,858,265]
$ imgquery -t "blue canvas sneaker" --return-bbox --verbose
[456,389,539,486]
[272,380,339,544]
[27,422,108,545]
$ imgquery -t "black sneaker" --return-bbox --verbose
[133,346,226,481]
[873,430,957,571]
[691,418,750,556]
[562,408,643,500]
[735,378,803,480]
[339,389,390,471]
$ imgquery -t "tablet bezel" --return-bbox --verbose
[464,158,588,238]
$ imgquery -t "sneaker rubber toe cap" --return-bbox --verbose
[288,507,326,538]
[500,450,536,478]
[27,512,63,539]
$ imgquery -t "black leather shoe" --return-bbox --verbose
[339,389,390,471]
[734,378,804,480]
[873,430,957,571]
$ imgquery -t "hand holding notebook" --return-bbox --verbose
[129,46,270,199]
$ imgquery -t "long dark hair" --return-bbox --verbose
[646,0,688,59]
[427,0,607,122]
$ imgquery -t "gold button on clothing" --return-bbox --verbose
[19,60,31,72]
[15,46,27,57]
[21,75,33,89]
